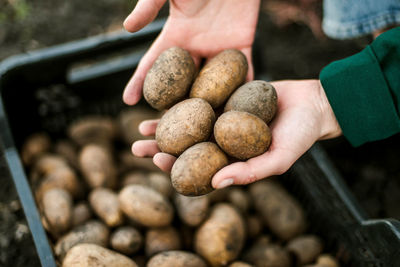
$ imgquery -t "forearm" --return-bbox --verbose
[320,27,400,146]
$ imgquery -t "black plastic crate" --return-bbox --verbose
[1,19,399,267]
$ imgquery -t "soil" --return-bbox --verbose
[0,0,398,266]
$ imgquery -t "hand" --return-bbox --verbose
[122,0,260,105]
[132,79,342,188]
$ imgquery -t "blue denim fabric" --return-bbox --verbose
[323,0,400,39]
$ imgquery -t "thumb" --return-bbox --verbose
[124,0,167,32]
[211,147,298,189]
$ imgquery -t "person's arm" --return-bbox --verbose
[320,27,400,146]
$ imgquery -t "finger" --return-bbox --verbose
[240,47,254,81]
[139,119,159,136]
[153,152,176,173]
[131,140,160,157]
[123,34,174,105]
[211,147,298,189]
[191,54,202,70]
[124,0,167,32]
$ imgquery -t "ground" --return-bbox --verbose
[0,0,399,266]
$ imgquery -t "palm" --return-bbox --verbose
[132,80,342,188]
[123,0,260,105]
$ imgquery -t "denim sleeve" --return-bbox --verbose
[320,27,400,146]
[322,0,400,39]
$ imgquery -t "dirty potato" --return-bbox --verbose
[156,98,215,156]
[148,172,173,198]
[55,220,109,260]
[145,226,181,257]
[195,203,245,266]
[190,49,248,108]
[147,251,208,267]
[171,142,228,196]
[118,107,160,144]
[68,116,118,146]
[316,254,340,267]
[224,80,278,124]
[79,144,117,188]
[110,226,143,255]
[35,166,81,201]
[89,187,123,227]
[214,111,271,160]
[21,132,51,166]
[174,193,209,226]
[54,140,79,169]
[72,202,92,227]
[249,180,306,241]
[118,184,173,227]
[42,188,73,234]
[62,243,138,267]
[143,47,196,110]
[227,188,251,213]
[286,235,323,265]
[119,150,160,172]
[243,243,292,267]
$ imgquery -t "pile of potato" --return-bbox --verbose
[143,47,278,196]
[21,115,340,267]
[19,46,340,267]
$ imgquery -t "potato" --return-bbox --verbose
[55,220,109,260]
[35,166,81,201]
[145,226,181,257]
[54,140,79,169]
[89,187,123,227]
[72,202,92,227]
[21,132,51,165]
[286,235,323,265]
[156,98,215,156]
[246,215,263,239]
[68,116,117,146]
[62,243,138,267]
[243,243,291,267]
[147,251,208,267]
[316,254,339,267]
[249,180,306,241]
[190,49,248,108]
[30,154,69,183]
[174,193,209,226]
[121,171,148,187]
[143,47,196,110]
[227,188,251,213]
[42,188,72,234]
[228,262,254,267]
[224,80,277,123]
[118,107,160,144]
[171,142,228,196]
[119,150,159,172]
[195,203,245,266]
[111,226,143,255]
[119,184,173,227]
[79,144,117,188]
[148,172,173,198]
[214,111,271,160]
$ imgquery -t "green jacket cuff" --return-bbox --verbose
[320,45,400,146]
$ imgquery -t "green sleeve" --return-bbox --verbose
[320,27,400,146]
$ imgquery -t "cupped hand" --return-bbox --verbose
[122,0,260,105]
[132,79,342,188]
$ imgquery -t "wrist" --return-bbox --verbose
[317,80,342,140]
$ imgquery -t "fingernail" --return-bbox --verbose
[216,178,234,189]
